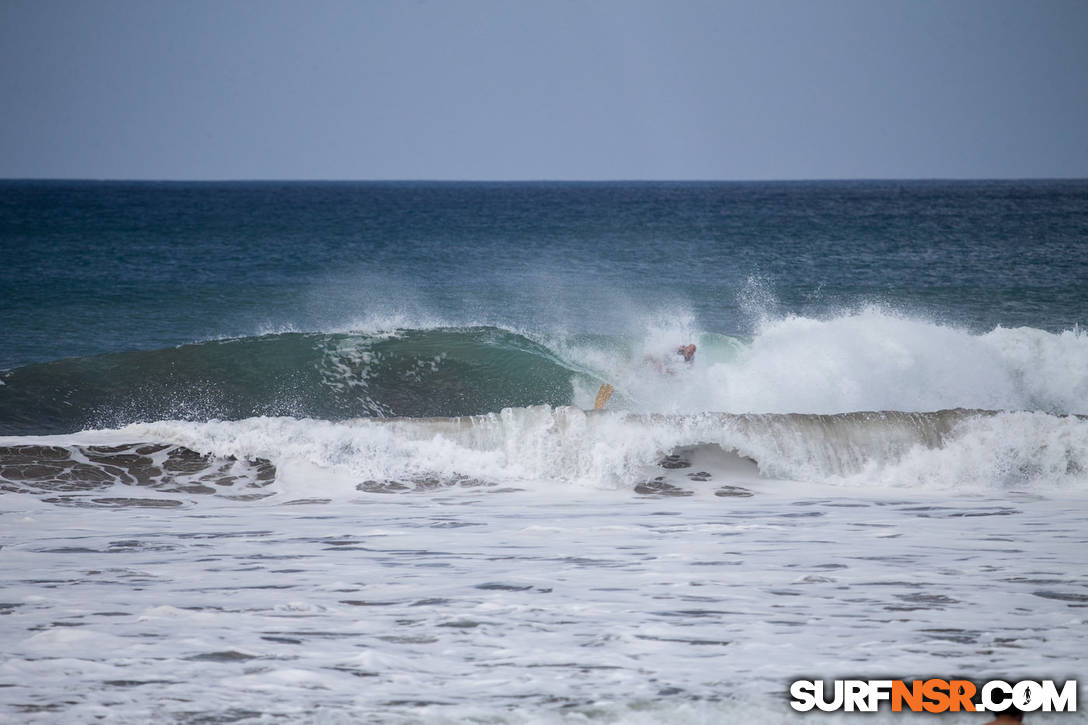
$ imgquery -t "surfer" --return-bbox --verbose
[596,343,696,410]
[646,343,696,374]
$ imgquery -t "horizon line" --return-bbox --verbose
[2,175,1087,184]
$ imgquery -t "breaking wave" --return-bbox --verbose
[2,309,1085,500]
[1,310,1086,437]
[3,407,1086,499]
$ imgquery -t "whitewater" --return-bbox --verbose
[1,180,1086,723]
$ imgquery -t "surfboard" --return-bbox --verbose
[594,383,614,409]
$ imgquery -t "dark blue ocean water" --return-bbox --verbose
[3,180,1086,370]
[1,179,1087,434]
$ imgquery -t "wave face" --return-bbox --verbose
[6,407,1087,498]
[0,327,577,435]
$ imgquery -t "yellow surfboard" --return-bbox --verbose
[594,383,614,410]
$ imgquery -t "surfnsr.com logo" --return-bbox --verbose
[789,679,1077,713]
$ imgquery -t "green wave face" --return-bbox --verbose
[0,327,579,435]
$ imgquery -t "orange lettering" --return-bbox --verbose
[892,680,924,712]
[923,679,951,713]
[948,680,977,711]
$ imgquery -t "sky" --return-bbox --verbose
[1,0,1086,180]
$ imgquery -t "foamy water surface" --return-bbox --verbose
[2,446,1087,723]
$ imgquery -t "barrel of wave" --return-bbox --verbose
[582,332,746,413]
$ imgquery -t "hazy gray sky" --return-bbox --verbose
[2,0,1086,180]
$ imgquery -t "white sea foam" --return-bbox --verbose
[8,404,1080,496]
[562,307,1088,416]
[845,410,1088,491]
[2,482,1085,723]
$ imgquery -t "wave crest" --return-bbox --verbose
[585,309,1088,415]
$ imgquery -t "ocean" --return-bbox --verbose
[1,180,1086,723]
